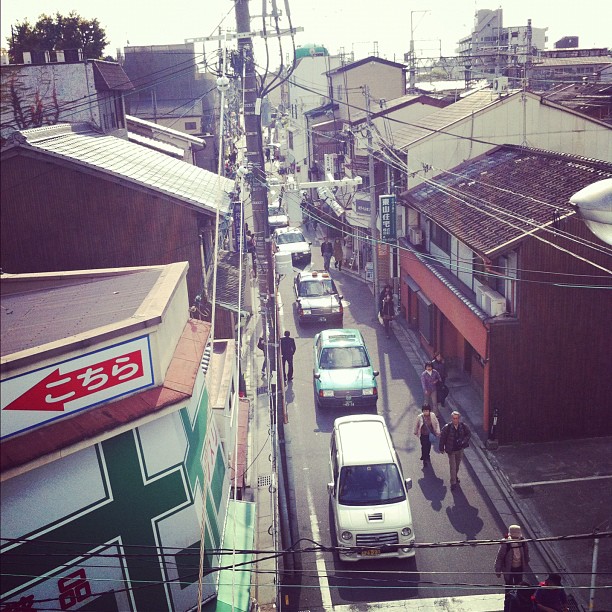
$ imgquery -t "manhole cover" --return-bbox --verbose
[258,474,272,488]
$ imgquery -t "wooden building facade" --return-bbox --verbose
[399,146,612,444]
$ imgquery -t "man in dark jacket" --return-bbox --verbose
[280,330,297,382]
[321,238,334,272]
[439,411,471,490]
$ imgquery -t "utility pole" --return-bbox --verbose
[234,0,276,375]
[364,86,379,319]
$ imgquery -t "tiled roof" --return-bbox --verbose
[401,145,612,255]
[1,319,210,474]
[535,56,612,67]
[9,124,233,216]
[92,60,133,91]
[390,89,509,150]
[327,55,407,75]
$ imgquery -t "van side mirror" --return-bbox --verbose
[314,373,321,380]
[327,482,335,496]
[405,478,412,491]
[373,370,380,377]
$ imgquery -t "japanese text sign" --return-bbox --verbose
[1,336,154,439]
[379,194,397,241]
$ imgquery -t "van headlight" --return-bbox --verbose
[363,388,375,395]
[301,308,311,315]
[320,389,334,397]
[341,531,353,541]
[401,527,412,537]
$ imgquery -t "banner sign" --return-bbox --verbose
[380,194,397,240]
[1,336,154,439]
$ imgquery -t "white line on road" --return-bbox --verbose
[512,474,612,488]
[306,482,332,609]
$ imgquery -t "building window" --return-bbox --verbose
[430,222,450,254]
[288,131,294,149]
[185,121,197,130]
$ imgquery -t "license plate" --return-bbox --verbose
[361,548,380,556]
[344,396,354,406]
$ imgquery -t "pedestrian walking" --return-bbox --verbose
[431,351,448,408]
[439,411,471,490]
[533,573,569,612]
[380,293,395,338]
[333,237,344,271]
[280,330,296,383]
[420,361,441,410]
[257,336,267,376]
[321,237,334,272]
[413,405,440,467]
[495,524,531,600]
[378,284,392,311]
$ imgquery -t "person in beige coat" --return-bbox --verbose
[413,405,440,467]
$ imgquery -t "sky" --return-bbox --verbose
[2,0,610,64]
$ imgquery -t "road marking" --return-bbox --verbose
[332,593,505,611]
[306,483,332,609]
[512,474,612,488]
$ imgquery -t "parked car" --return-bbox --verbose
[273,227,312,264]
[313,328,379,409]
[294,270,343,326]
[268,201,289,230]
[328,414,415,561]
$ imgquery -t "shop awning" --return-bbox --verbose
[215,500,256,612]
[403,275,421,293]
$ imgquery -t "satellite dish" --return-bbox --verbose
[570,178,612,245]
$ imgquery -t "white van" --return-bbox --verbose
[327,414,415,561]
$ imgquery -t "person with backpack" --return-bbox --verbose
[438,411,471,490]
[495,524,531,604]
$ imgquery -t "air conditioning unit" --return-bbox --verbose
[493,77,509,94]
[476,284,507,317]
[409,227,423,245]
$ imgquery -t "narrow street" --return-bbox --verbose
[275,230,511,610]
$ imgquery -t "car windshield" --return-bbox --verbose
[338,464,406,506]
[319,346,369,369]
[276,232,305,245]
[268,205,286,216]
[298,279,335,297]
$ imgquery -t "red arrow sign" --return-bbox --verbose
[4,350,144,412]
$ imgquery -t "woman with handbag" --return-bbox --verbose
[413,405,440,467]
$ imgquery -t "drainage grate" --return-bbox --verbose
[258,474,272,488]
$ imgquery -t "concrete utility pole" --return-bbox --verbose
[364,86,379,319]
[234,0,276,374]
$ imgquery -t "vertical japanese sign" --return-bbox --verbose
[1,336,154,439]
[380,194,397,241]
[232,200,243,251]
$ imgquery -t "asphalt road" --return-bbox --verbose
[276,245,518,611]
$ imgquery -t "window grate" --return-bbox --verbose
[258,474,272,488]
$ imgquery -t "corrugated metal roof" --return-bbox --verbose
[14,124,232,215]
[1,268,163,357]
[402,145,612,255]
[390,89,510,150]
[205,251,249,314]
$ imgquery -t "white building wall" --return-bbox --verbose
[0,63,102,138]
[404,93,611,190]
